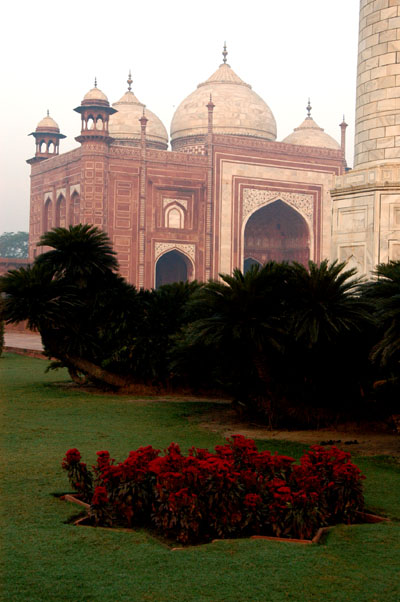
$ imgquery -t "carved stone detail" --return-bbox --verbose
[163,198,188,210]
[242,188,314,222]
[154,242,195,261]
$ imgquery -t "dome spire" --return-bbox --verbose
[127,70,133,92]
[307,98,312,119]
[94,77,98,88]
[222,42,228,64]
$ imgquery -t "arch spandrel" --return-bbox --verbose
[242,188,314,230]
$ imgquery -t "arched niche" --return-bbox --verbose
[71,192,81,225]
[243,199,310,268]
[43,198,53,232]
[55,195,66,227]
[155,249,193,288]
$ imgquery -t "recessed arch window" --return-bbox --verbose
[164,203,185,229]
[167,207,184,229]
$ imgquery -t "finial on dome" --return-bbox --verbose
[94,77,97,88]
[306,98,312,118]
[47,109,49,117]
[222,42,228,64]
[127,70,133,92]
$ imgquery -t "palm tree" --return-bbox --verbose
[287,260,370,348]
[0,226,135,388]
[362,261,400,373]
[0,263,79,333]
[285,259,373,415]
[182,263,292,423]
[36,224,118,285]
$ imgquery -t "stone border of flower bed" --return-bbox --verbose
[61,494,389,549]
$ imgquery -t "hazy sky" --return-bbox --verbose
[0,0,360,234]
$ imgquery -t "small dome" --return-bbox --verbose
[282,115,340,150]
[36,113,60,132]
[170,49,277,148]
[83,86,109,103]
[109,77,168,149]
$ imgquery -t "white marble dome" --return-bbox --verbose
[282,115,340,150]
[170,57,277,146]
[109,87,168,149]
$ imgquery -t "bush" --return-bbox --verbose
[62,436,365,544]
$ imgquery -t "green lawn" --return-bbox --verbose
[1,353,400,602]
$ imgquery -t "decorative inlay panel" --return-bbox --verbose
[389,241,400,261]
[337,208,367,232]
[242,188,314,223]
[154,242,195,261]
[338,244,366,274]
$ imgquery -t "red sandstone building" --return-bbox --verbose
[27,50,346,288]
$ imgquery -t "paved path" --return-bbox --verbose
[4,332,43,350]
[4,332,45,357]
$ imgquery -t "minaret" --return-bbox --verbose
[340,115,348,169]
[331,0,400,275]
[354,0,400,167]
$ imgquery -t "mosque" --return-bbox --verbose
[26,0,400,287]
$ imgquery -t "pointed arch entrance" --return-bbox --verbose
[155,250,193,288]
[243,200,310,268]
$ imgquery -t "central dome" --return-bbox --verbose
[170,51,277,152]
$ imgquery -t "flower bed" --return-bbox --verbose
[61,436,365,545]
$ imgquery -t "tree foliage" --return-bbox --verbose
[0,231,29,258]
[1,224,398,426]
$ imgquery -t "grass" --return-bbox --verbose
[1,352,400,601]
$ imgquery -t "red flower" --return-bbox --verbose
[244,493,262,509]
[91,486,108,506]
[63,448,81,465]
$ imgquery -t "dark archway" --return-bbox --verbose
[244,257,262,274]
[244,200,310,267]
[155,250,192,288]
